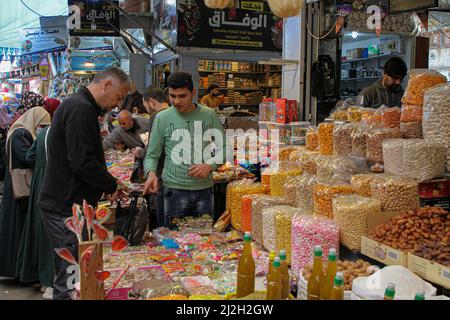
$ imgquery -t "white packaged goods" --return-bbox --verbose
[251,195,288,245]
[332,195,382,250]
[352,265,437,300]
[423,83,450,171]
[383,139,446,182]
[262,205,295,252]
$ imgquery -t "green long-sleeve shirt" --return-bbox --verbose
[144,104,226,191]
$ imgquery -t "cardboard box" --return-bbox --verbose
[360,211,408,266]
[407,253,450,289]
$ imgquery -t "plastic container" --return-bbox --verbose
[251,195,288,245]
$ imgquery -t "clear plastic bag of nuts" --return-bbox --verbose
[313,182,354,219]
[294,173,318,209]
[251,195,288,245]
[316,155,359,185]
[423,83,450,171]
[400,122,423,139]
[351,125,369,158]
[293,150,321,175]
[381,107,401,129]
[275,207,312,265]
[401,69,447,106]
[334,123,357,156]
[228,179,265,231]
[400,105,422,123]
[262,205,295,252]
[269,163,302,197]
[332,195,382,251]
[350,173,387,197]
[318,122,334,155]
[369,177,420,212]
[383,139,447,182]
[305,127,319,151]
[283,176,303,207]
[366,127,402,172]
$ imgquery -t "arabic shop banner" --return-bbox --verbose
[69,36,114,50]
[70,50,118,73]
[68,0,120,37]
[177,0,283,51]
[19,28,68,55]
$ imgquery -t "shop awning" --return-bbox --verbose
[0,0,68,49]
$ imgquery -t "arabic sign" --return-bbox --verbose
[19,28,68,55]
[389,0,438,13]
[69,36,114,50]
[68,0,120,37]
[70,50,118,73]
[177,0,282,51]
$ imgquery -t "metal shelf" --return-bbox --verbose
[341,52,404,64]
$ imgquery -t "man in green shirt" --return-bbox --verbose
[143,72,225,228]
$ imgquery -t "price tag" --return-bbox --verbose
[387,250,399,261]
[441,269,450,281]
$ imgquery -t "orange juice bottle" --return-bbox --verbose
[279,250,290,300]
[266,257,282,300]
[307,246,323,300]
[320,248,337,300]
[329,272,345,300]
[384,283,396,300]
[236,232,255,298]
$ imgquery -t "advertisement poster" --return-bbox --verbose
[70,50,118,73]
[19,28,68,55]
[152,0,178,53]
[176,0,283,51]
[68,0,120,37]
[69,36,114,50]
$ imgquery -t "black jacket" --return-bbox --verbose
[38,87,117,216]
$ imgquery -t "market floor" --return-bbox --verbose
[0,278,43,300]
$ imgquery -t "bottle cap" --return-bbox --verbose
[328,248,337,261]
[273,257,281,268]
[244,232,252,242]
[314,246,323,257]
[334,272,344,286]
[385,283,396,298]
[279,250,287,260]
[415,289,425,300]
[269,251,276,261]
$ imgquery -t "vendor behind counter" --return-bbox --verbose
[358,56,408,108]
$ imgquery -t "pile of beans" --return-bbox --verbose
[313,183,354,219]
[333,195,382,250]
[370,177,420,212]
[291,215,340,273]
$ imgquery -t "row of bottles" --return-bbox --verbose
[236,232,290,300]
[238,235,427,301]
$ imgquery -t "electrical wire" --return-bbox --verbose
[306,19,338,40]
[20,0,44,17]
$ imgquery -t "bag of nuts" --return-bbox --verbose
[251,195,288,245]
[400,122,423,139]
[351,124,370,159]
[350,173,388,197]
[334,123,357,156]
[381,107,401,129]
[333,195,382,250]
[293,173,318,209]
[423,83,450,171]
[316,155,360,185]
[269,163,302,197]
[366,127,403,172]
[318,122,334,155]
[305,127,319,151]
[402,69,447,106]
[369,177,420,212]
[383,139,447,182]
[313,182,354,219]
[261,205,296,252]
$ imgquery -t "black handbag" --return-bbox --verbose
[114,194,149,246]
[130,158,145,184]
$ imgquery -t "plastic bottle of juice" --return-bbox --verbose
[279,250,290,300]
[307,246,323,300]
[414,289,425,300]
[384,283,396,300]
[329,272,344,300]
[267,251,275,282]
[320,248,337,300]
[266,257,282,300]
[236,232,255,298]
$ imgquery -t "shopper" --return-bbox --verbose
[15,99,61,300]
[0,105,10,181]
[200,84,221,110]
[143,72,225,228]
[122,81,145,114]
[102,110,150,153]
[38,67,130,300]
[359,56,408,108]
[140,86,170,226]
[9,92,45,127]
[0,107,51,278]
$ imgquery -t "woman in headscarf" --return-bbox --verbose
[9,92,45,127]
[0,107,51,279]
[15,100,60,299]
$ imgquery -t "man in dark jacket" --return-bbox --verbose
[38,67,131,300]
[121,81,145,114]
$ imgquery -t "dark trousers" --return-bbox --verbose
[163,187,214,229]
[41,209,78,300]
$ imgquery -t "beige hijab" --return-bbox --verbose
[6,107,51,145]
